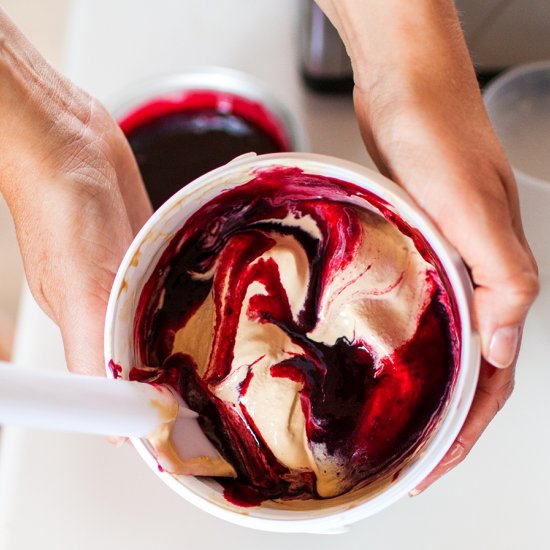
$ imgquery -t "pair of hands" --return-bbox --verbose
[0,0,538,494]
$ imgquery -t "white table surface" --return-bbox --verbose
[1,1,549,548]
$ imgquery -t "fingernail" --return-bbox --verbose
[440,441,466,469]
[488,326,520,369]
[409,441,466,497]
[106,435,126,448]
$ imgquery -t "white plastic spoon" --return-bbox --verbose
[0,361,235,477]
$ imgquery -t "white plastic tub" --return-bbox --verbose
[104,152,480,533]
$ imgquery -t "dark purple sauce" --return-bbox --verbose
[119,91,289,210]
[107,359,123,380]
[131,167,460,504]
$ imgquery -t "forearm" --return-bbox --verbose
[316,0,497,190]
[315,0,478,98]
[0,8,92,201]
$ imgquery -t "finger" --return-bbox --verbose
[106,435,127,447]
[88,99,153,234]
[411,359,515,495]
[117,150,153,234]
[111,127,153,233]
[447,175,537,369]
[0,310,14,361]
[58,289,109,377]
[439,174,537,369]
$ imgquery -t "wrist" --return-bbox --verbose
[316,0,474,95]
[0,17,96,201]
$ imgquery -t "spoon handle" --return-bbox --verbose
[0,361,177,438]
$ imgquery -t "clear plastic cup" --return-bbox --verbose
[104,153,480,534]
[484,61,550,277]
[484,61,550,184]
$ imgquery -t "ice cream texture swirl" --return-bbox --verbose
[133,167,458,503]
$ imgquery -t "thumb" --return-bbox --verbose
[474,235,538,368]
[431,173,539,369]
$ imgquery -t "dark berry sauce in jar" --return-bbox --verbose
[119,90,290,210]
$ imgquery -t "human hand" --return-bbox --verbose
[316,0,539,492]
[0,9,152,376]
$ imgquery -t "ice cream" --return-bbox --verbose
[132,167,459,504]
